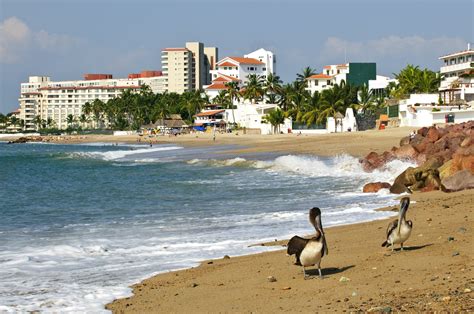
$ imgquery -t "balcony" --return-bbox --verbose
[440,61,473,74]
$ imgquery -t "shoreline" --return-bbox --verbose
[106,190,473,312]
[1,126,414,157]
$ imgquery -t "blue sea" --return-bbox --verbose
[0,141,414,312]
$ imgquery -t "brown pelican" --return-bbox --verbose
[287,207,328,278]
[381,197,413,251]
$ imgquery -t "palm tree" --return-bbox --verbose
[301,91,322,126]
[153,99,171,123]
[296,66,316,82]
[418,68,440,93]
[224,81,240,126]
[46,117,55,128]
[264,73,282,103]
[213,90,230,107]
[262,108,285,134]
[317,85,347,132]
[357,84,374,113]
[8,116,20,131]
[243,74,264,104]
[79,114,89,129]
[33,115,42,130]
[66,114,75,128]
[91,99,105,128]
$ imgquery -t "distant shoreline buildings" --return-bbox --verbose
[9,42,474,132]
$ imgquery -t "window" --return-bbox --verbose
[314,80,318,86]
[262,67,266,71]
[326,70,330,75]
[327,80,331,85]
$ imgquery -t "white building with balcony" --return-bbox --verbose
[439,44,474,104]
[18,73,165,130]
[204,48,276,100]
[397,93,474,127]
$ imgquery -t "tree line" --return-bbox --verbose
[0,64,440,132]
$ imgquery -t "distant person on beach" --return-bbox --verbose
[409,130,416,139]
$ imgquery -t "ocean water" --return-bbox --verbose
[0,141,415,312]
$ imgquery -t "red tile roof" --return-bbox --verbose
[213,73,240,82]
[227,57,264,65]
[218,61,238,67]
[323,65,331,69]
[204,83,229,90]
[195,109,225,117]
[337,64,348,68]
[308,74,333,79]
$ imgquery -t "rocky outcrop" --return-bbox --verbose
[360,121,474,194]
[363,182,391,193]
[7,136,44,144]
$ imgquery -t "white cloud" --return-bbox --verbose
[34,30,81,52]
[0,17,31,63]
[319,35,467,67]
[0,16,81,64]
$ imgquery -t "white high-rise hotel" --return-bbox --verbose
[19,72,165,130]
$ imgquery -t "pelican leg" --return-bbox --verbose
[318,268,323,279]
[391,243,394,252]
[400,243,404,251]
[303,266,309,279]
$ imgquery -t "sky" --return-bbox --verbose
[0,0,473,113]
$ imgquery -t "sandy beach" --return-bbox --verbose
[3,126,414,157]
[97,127,473,313]
[106,190,473,313]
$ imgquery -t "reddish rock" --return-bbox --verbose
[460,136,471,148]
[412,138,432,154]
[442,170,474,192]
[363,182,392,193]
[426,127,441,142]
[360,152,387,172]
[417,127,429,137]
[400,136,410,147]
[393,144,418,160]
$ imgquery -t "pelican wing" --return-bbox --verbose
[386,219,398,238]
[287,236,309,257]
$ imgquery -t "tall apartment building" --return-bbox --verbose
[18,72,165,130]
[439,44,474,104]
[161,42,218,93]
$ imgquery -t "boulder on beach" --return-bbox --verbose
[441,170,474,192]
[363,182,391,193]
[393,144,418,160]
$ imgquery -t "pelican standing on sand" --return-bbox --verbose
[287,207,328,278]
[381,197,413,251]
